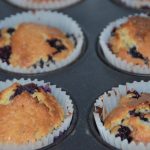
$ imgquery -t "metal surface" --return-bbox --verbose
[0,0,149,150]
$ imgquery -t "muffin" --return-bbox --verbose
[0,79,74,149]
[94,81,150,150]
[7,0,81,10]
[0,23,74,68]
[0,11,84,73]
[0,82,64,144]
[100,14,150,75]
[104,91,150,143]
[120,0,150,9]
[109,16,150,66]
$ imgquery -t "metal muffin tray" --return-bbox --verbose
[0,0,150,149]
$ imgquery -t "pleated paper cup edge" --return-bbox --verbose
[6,0,81,10]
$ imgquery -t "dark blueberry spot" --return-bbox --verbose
[127,90,141,99]
[111,27,117,36]
[128,47,144,59]
[39,59,44,68]
[141,6,150,10]
[10,83,39,100]
[141,117,148,122]
[129,109,136,116]
[128,47,149,65]
[46,38,66,54]
[7,28,15,35]
[115,125,132,142]
[129,110,149,122]
[0,46,11,64]
[66,33,77,46]
[39,84,51,93]
[48,55,55,64]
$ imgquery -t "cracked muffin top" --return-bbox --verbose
[0,23,74,68]
[0,82,64,144]
[104,90,150,143]
[108,16,150,66]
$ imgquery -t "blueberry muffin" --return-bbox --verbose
[108,16,150,66]
[0,82,64,144]
[104,90,150,143]
[121,0,150,9]
[0,23,74,68]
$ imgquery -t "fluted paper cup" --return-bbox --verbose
[93,80,150,150]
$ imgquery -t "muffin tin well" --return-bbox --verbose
[0,0,150,150]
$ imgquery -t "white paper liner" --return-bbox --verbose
[0,78,74,150]
[6,0,81,10]
[0,11,84,74]
[120,0,150,8]
[100,13,150,75]
[93,80,150,150]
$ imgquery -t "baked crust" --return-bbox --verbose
[0,83,64,144]
[109,16,150,66]
[104,91,150,143]
[0,23,74,68]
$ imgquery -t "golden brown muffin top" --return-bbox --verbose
[109,16,150,66]
[103,91,150,143]
[0,82,64,144]
[0,23,74,68]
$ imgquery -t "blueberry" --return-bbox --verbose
[129,110,148,122]
[48,55,55,64]
[10,83,39,100]
[7,28,15,35]
[127,90,141,99]
[116,126,132,142]
[39,84,51,93]
[39,59,44,68]
[128,47,144,59]
[46,38,66,54]
[128,47,149,65]
[129,109,136,116]
[141,6,150,10]
[141,117,148,122]
[0,46,11,64]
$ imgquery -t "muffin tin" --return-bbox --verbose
[0,0,150,150]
